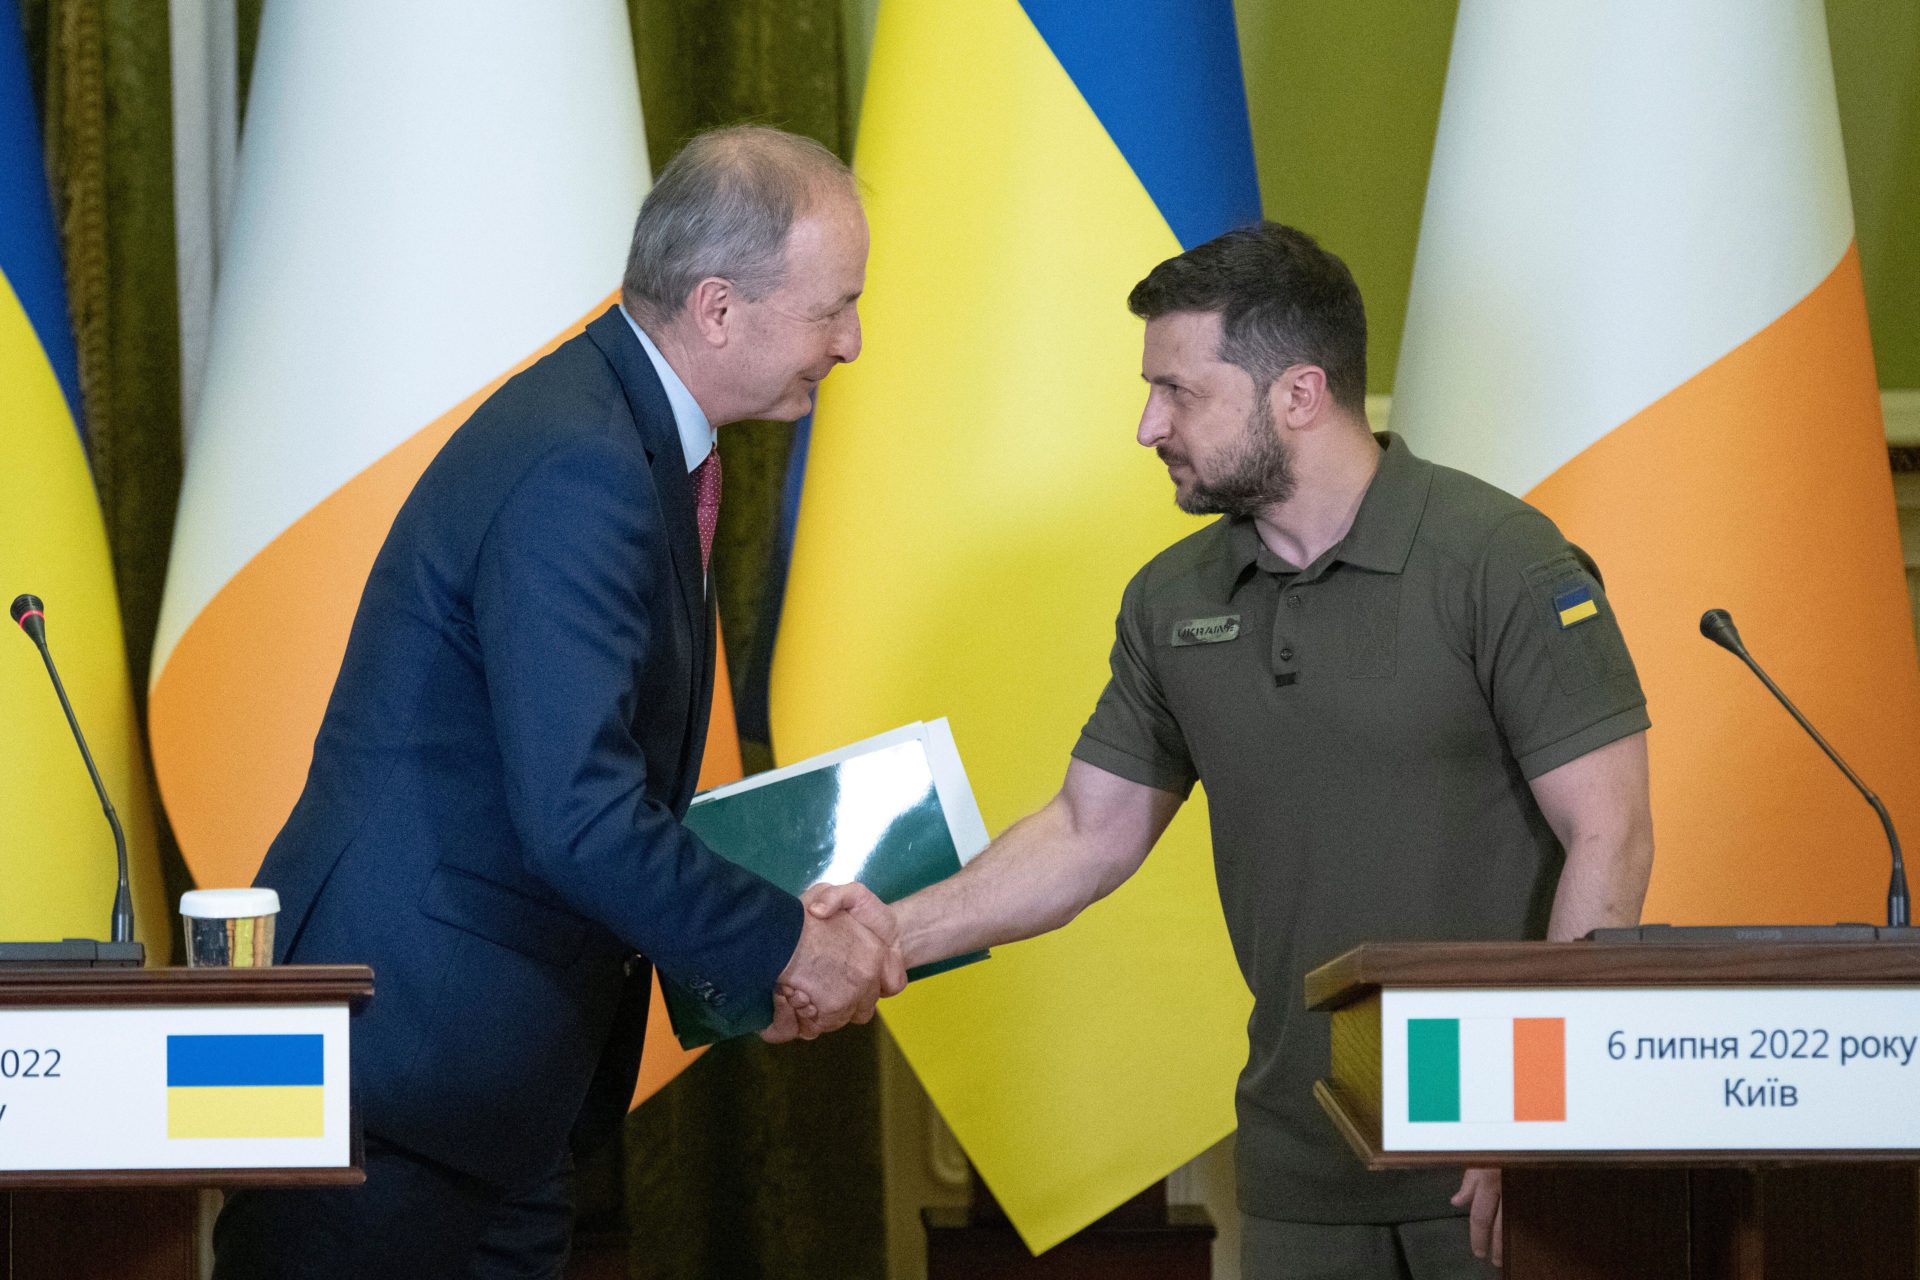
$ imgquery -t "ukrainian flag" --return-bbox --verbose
[166,1034,325,1139]
[1553,584,1597,629]
[0,0,166,951]
[773,0,1259,1251]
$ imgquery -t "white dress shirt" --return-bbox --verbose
[619,303,714,475]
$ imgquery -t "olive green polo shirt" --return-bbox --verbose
[1073,433,1649,1225]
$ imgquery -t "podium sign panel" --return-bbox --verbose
[0,966,370,1280]
[1308,943,1920,1279]
[1381,987,1920,1153]
[0,1004,350,1171]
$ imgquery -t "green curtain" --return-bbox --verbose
[22,1,886,1276]
[20,0,194,918]
[632,0,855,776]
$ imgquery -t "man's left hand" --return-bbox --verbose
[1450,1167,1502,1268]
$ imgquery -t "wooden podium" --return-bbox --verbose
[1307,942,1920,1279]
[0,965,371,1280]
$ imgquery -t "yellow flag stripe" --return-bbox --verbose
[1557,599,1598,626]
[0,271,168,954]
[773,0,1248,1252]
[167,1086,325,1139]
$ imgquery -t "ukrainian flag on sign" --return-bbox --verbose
[167,1035,325,1139]
[773,0,1259,1252]
[0,0,166,952]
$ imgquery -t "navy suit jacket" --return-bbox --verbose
[257,306,803,1189]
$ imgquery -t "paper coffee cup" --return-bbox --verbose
[179,888,280,967]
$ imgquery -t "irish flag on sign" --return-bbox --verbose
[1409,1017,1566,1123]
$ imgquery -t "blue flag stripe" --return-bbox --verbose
[167,1034,324,1087]
[1554,585,1593,611]
[0,0,85,427]
[1017,0,1262,249]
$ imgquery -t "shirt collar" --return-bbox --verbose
[620,304,714,474]
[1209,431,1433,599]
[1332,431,1432,574]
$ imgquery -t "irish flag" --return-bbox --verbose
[1392,0,1920,927]
[150,3,724,1109]
[1408,1017,1566,1124]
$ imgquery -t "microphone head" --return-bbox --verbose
[10,594,47,645]
[1699,608,1745,655]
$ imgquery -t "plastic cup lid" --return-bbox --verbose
[179,888,281,919]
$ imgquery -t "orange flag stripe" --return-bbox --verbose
[150,299,609,886]
[1527,244,1920,926]
[1512,1018,1565,1123]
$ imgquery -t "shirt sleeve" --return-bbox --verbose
[1072,567,1200,797]
[1473,509,1652,779]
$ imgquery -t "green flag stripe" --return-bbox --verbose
[1408,1018,1460,1122]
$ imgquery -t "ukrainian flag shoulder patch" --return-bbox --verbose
[1553,584,1599,629]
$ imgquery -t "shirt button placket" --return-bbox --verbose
[1273,588,1301,684]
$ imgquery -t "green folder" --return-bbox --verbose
[664,719,991,1047]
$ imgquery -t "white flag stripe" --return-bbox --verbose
[154,0,647,674]
[1392,0,1853,495]
[1458,1017,1513,1123]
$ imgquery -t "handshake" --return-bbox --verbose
[763,883,908,1044]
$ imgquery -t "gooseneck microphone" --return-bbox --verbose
[10,594,135,944]
[1700,608,1910,928]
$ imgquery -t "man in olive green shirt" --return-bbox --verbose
[797,223,1655,1278]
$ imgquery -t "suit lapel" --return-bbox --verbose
[585,306,711,802]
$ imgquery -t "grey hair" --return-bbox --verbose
[621,125,854,327]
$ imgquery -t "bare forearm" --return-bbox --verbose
[895,802,1120,969]
[1545,830,1654,941]
[1531,733,1655,943]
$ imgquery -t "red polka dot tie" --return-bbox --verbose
[693,448,722,575]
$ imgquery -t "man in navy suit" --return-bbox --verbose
[213,126,902,1280]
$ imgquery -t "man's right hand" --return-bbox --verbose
[763,894,905,1043]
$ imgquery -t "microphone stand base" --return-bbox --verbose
[1590,924,1920,943]
[0,940,146,969]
